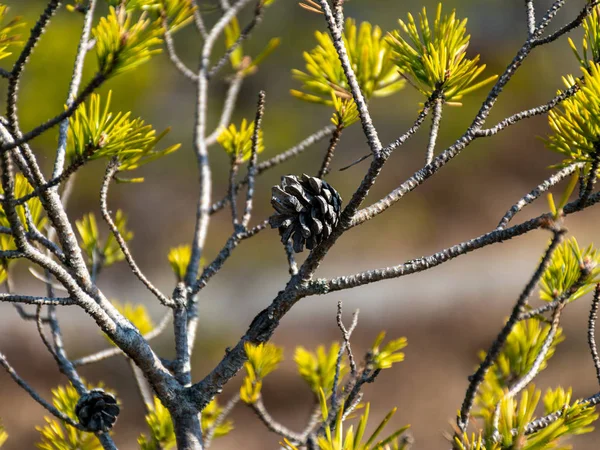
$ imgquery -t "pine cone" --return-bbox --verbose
[269,174,342,253]
[75,389,120,433]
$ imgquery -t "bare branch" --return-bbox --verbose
[174,285,192,386]
[100,160,175,308]
[317,123,343,178]
[204,393,240,448]
[251,397,303,442]
[242,90,266,227]
[425,97,443,165]
[496,164,581,230]
[316,0,382,155]
[532,1,599,47]
[492,303,564,440]
[0,293,76,306]
[457,228,565,433]
[71,312,171,367]
[185,0,257,288]
[53,0,98,178]
[331,301,359,413]
[588,285,600,387]
[525,0,536,37]
[129,358,155,411]
[580,146,600,205]
[523,391,600,435]
[205,74,244,146]
[164,26,198,82]
[192,0,208,38]
[475,82,580,137]
[208,1,265,80]
[0,351,84,429]
[532,0,567,38]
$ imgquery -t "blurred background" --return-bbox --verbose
[2,0,600,448]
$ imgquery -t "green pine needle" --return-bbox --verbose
[67,91,180,173]
[295,343,346,397]
[217,119,264,163]
[539,237,600,303]
[569,6,600,70]
[93,6,163,77]
[0,4,23,61]
[291,18,405,106]
[75,210,133,270]
[370,331,407,370]
[546,64,600,172]
[240,342,283,403]
[386,3,497,104]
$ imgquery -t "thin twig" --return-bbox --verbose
[164,25,198,82]
[457,228,565,433]
[588,285,600,387]
[492,303,564,440]
[519,271,590,321]
[0,352,84,429]
[0,293,75,305]
[475,81,580,137]
[525,0,536,37]
[425,97,443,165]
[317,123,343,178]
[192,0,208,39]
[331,301,359,413]
[580,145,600,205]
[204,393,240,447]
[53,0,98,178]
[206,74,244,145]
[100,160,174,308]
[251,397,304,442]
[497,164,581,230]
[242,91,266,227]
[208,1,265,80]
[129,358,155,410]
[532,1,599,47]
[72,312,171,367]
[228,156,240,226]
[523,391,600,435]
[316,0,382,155]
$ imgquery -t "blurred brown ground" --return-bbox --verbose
[2,0,600,448]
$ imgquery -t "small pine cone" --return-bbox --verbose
[75,389,120,433]
[269,174,342,253]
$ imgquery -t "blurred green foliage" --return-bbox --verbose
[167,244,192,281]
[0,4,23,60]
[76,210,133,269]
